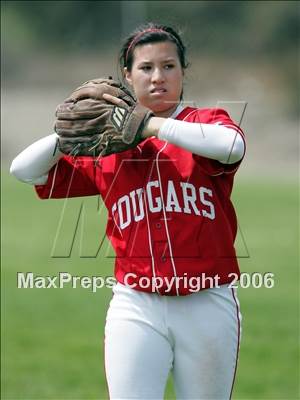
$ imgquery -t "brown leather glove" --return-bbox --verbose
[54,77,153,157]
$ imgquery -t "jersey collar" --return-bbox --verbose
[169,103,185,119]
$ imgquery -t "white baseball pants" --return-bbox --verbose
[104,283,241,400]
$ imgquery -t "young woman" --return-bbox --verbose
[11,23,245,400]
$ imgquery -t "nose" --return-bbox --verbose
[151,67,165,84]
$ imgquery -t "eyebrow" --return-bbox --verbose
[138,58,176,65]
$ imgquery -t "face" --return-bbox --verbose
[125,41,184,117]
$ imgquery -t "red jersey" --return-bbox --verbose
[35,107,245,295]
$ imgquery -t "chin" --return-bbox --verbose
[148,99,173,110]
[152,104,177,116]
[142,95,172,108]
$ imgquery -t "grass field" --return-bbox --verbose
[1,171,299,399]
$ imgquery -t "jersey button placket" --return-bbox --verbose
[154,221,166,260]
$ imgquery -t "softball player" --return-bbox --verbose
[11,22,245,399]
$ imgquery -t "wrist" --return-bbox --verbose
[141,117,166,138]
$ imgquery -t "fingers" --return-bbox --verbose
[67,86,102,102]
[103,93,128,108]
[66,81,115,102]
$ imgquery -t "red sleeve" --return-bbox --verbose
[179,107,246,176]
[35,156,101,199]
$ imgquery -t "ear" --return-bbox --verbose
[124,67,133,86]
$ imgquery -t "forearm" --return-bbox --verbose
[10,134,63,185]
[142,117,245,164]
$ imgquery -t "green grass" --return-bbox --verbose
[1,172,299,399]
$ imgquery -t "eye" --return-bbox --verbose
[140,65,152,71]
[164,64,175,69]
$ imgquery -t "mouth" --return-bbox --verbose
[150,88,167,94]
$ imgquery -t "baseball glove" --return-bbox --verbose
[54,77,153,157]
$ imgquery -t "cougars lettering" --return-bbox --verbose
[111,180,215,230]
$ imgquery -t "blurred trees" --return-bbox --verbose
[2,1,298,57]
[1,1,299,116]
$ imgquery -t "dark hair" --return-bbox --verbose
[119,22,189,75]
